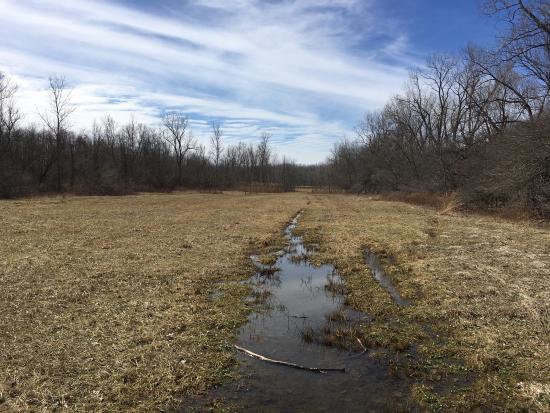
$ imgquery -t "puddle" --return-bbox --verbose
[364,249,410,307]
[184,212,414,412]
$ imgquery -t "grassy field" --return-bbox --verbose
[1,192,548,412]
[299,195,550,412]
[0,192,309,412]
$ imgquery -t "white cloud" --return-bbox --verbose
[0,0,416,163]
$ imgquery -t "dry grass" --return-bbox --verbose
[236,183,286,193]
[373,191,540,221]
[371,191,458,210]
[298,194,550,412]
[0,191,309,412]
[2,191,548,412]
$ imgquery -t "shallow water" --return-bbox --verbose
[185,213,414,412]
[364,249,410,307]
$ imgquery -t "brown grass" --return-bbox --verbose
[371,191,459,210]
[0,191,309,412]
[299,194,550,412]
[2,191,548,412]
[236,182,286,193]
[373,191,543,222]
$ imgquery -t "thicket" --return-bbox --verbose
[328,1,549,217]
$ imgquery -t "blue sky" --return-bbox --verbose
[0,0,496,163]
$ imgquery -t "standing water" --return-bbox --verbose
[185,212,413,412]
[364,249,410,307]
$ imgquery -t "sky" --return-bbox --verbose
[0,0,497,163]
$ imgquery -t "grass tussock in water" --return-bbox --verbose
[299,309,367,352]
[300,194,550,412]
[324,273,347,296]
[0,191,310,412]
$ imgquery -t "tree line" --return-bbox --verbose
[328,0,549,217]
[1,1,548,218]
[0,73,314,197]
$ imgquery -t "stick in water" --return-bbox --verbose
[234,344,345,374]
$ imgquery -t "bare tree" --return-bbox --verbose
[0,72,17,108]
[476,0,550,118]
[484,1,550,37]
[257,133,272,183]
[39,75,75,191]
[0,72,21,145]
[162,112,196,186]
[119,116,138,185]
[101,115,118,165]
[209,121,223,191]
[2,100,22,143]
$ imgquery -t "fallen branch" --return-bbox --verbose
[356,338,367,353]
[234,345,345,374]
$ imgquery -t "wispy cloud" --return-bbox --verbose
[0,0,418,163]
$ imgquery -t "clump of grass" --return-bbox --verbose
[424,227,437,238]
[258,266,279,277]
[326,309,347,323]
[324,274,347,296]
[300,309,368,352]
[320,323,366,351]
[301,326,315,343]
[289,253,308,263]
[250,289,272,305]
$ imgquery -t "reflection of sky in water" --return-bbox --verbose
[199,212,414,412]
[364,249,410,307]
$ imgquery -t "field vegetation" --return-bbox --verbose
[299,194,550,411]
[1,192,548,412]
[0,192,308,411]
[0,1,548,412]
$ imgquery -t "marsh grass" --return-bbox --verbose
[301,326,315,343]
[324,274,347,296]
[249,289,272,306]
[326,308,347,323]
[320,323,359,350]
[289,253,308,263]
[306,323,367,352]
[262,266,278,274]
[299,309,367,352]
